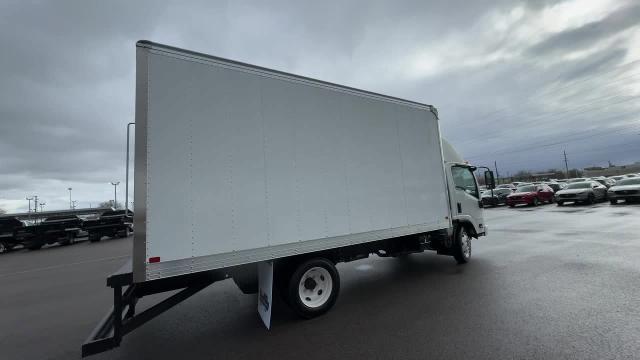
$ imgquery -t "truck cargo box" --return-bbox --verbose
[133,41,450,282]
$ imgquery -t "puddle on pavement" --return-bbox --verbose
[612,212,631,216]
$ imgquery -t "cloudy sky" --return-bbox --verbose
[1,0,639,213]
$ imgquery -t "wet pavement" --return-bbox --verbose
[1,202,639,359]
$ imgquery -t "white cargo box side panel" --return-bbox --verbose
[133,42,450,281]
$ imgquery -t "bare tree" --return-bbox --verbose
[98,201,122,209]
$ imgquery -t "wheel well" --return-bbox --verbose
[453,220,478,238]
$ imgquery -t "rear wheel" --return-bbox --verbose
[0,241,8,254]
[532,197,540,206]
[27,244,43,250]
[453,225,472,264]
[586,194,595,205]
[557,201,564,206]
[286,258,340,319]
[88,233,101,243]
[610,199,617,205]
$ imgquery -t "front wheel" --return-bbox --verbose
[610,199,617,205]
[453,225,472,264]
[0,241,9,254]
[586,194,595,205]
[557,201,564,206]
[286,258,340,319]
[532,197,540,206]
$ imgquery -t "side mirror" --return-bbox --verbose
[484,170,495,189]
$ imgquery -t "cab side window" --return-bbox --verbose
[452,166,479,198]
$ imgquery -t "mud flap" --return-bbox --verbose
[257,261,273,329]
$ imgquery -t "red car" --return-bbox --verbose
[506,184,555,207]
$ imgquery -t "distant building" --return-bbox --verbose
[583,162,640,177]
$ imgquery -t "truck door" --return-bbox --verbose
[449,165,484,233]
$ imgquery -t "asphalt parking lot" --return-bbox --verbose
[1,202,639,360]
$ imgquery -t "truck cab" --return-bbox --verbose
[442,139,488,238]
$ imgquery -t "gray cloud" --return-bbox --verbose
[1,0,639,211]
[527,3,640,56]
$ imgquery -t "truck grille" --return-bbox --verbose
[560,194,575,198]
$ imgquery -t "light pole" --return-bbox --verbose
[125,122,135,216]
[33,195,38,214]
[68,187,73,209]
[26,196,33,213]
[39,202,46,212]
[110,182,120,209]
[72,200,77,209]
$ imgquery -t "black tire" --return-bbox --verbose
[532,197,539,206]
[0,241,8,254]
[28,244,43,251]
[557,201,564,206]
[60,233,76,246]
[610,199,617,205]
[286,258,340,319]
[88,233,101,243]
[453,225,472,264]
[508,204,515,208]
[587,194,595,205]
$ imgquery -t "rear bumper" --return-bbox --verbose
[82,261,226,358]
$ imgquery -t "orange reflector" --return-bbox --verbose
[149,256,160,263]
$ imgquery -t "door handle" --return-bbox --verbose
[457,202,462,213]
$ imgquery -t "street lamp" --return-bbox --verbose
[26,196,33,213]
[39,202,46,212]
[72,200,78,209]
[68,187,73,209]
[110,182,120,209]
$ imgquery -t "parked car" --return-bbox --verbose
[506,184,554,207]
[18,215,83,250]
[481,188,513,206]
[608,177,640,204]
[590,177,615,188]
[608,175,625,182]
[555,181,607,205]
[544,182,565,192]
[82,209,133,242]
[0,217,25,253]
[625,173,638,178]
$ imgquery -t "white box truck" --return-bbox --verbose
[82,41,494,357]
